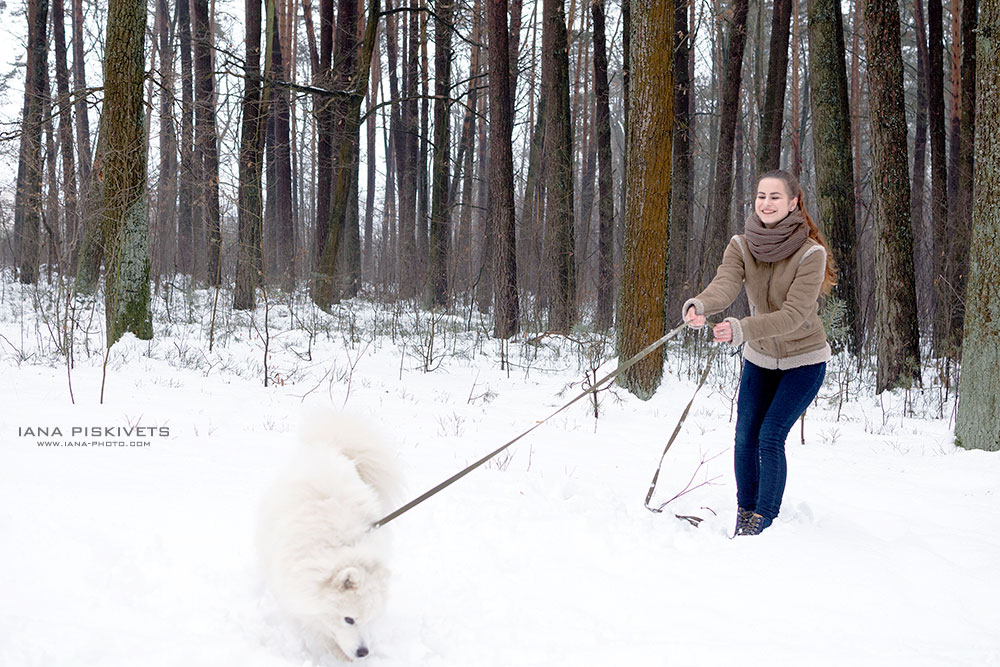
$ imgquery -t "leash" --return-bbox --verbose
[643,343,720,518]
[373,320,693,529]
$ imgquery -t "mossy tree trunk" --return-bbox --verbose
[808,0,860,354]
[617,0,673,400]
[102,0,152,344]
[862,0,921,391]
[955,0,999,452]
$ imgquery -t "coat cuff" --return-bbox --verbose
[725,317,744,347]
[682,298,706,328]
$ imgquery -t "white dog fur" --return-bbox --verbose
[257,412,401,661]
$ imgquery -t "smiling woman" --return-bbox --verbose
[682,169,837,536]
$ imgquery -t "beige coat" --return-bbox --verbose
[684,235,831,370]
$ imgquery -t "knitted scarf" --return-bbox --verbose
[743,209,808,262]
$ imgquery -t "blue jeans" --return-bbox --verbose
[734,359,826,524]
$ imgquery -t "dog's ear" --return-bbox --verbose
[333,566,363,591]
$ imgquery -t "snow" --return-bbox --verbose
[1,277,998,666]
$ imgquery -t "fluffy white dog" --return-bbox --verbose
[257,412,401,661]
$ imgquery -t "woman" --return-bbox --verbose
[684,170,837,536]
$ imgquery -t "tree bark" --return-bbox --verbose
[71,0,91,185]
[808,0,860,354]
[313,0,381,308]
[102,0,153,343]
[592,0,616,330]
[191,0,221,284]
[487,0,519,337]
[234,0,271,310]
[52,0,79,266]
[542,0,576,331]
[955,0,999,451]
[862,0,922,391]
[951,0,978,349]
[617,0,673,399]
[426,0,453,307]
[758,0,792,172]
[927,0,952,353]
[701,0,750,287]
[14,0,48,285]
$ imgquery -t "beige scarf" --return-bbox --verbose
[743,209,808,262]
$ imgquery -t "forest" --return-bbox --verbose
[1,0,998,451]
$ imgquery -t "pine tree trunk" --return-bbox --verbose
[592,0,616,330]
[426,0,453,307]
[927,0,952,354]
[542,0,576,331]
[103,0,152,344]
[53,0,79,266]
[176,0,195,277]
[191,0,221,284]
[71,0,91,185]
[617,0,673,399]
[14,0,48,285]
[955,0,999,451]
[912,0,933,328]
[863,0,922,391]
[313,0,380,308]
[951,0,978,349]
[270,12,296,291]
[807,0,860,354]
[758,0,792,172]
[701,0,750,287]
[234,0,270,310]
[487,0,519,337]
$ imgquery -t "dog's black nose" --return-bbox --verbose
[356,646,369,658]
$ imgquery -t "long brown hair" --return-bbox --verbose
[757,169,838,295]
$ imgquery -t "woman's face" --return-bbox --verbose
[755,177,799,225]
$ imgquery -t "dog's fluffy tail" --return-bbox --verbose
[299,410,403,511]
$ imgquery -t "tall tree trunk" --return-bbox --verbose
[417,3,430,287]
[426,0,453,307]
[176,0,195,277]
[912,0,933,328]
[955,0,999,451]
[617,0,673,399]
[927,0,952,353]
[951,0,977,347]
[15,0,47,285]
[52,0,79,267]
[947,0,962,213]
[863,0,921,391]
[701,0,750,287]
[103,0,153,343]
[488,0,519,337]
[270,11,296,290]
[592,0,615,330]
[313,0,381,308]
[364,51,378,283]
[791,0,802,176]
[808,0,860,354]
[234,0,271,310]
[154,0,177,278]
[542,0,576,331]
[71,0,91,185]
[192,0,221,284]
[758,0,792,171]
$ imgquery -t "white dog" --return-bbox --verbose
[257,412,401,661]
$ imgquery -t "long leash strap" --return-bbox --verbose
[373,321,690,529]
[643,344,720,514]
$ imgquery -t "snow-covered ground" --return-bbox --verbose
[1,277,998,666]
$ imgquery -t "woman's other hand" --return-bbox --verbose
[712,321,733,343]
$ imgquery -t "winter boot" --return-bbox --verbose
[737,512,772,536]
[734,507,754,536]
